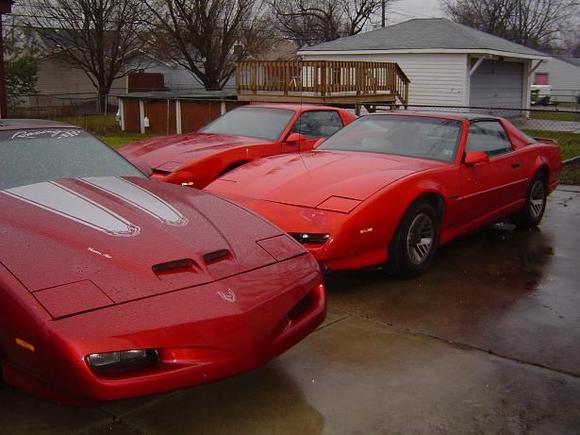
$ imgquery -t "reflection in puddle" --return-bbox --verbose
[326,223,554,296]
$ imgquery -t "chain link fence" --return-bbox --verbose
[8,92,122,135]
[7,95,580,166]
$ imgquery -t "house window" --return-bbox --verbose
[534,73,549,85]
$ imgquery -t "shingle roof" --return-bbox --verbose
[299,18,547,59]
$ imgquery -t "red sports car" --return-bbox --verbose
[119,103,356,189]
[206,112,562,276]
[0,120,325,405]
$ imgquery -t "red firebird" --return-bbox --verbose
[0,120,325,405]
[119,103,356,189]
[207,112,562,276]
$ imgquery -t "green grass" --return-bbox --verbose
[523,129,580,185]
[58,114,119,134]
[523,129,580,161]
[53,114,154,149]
[98,134,153,149]
[560,166,580,185]
[530,110,580,122]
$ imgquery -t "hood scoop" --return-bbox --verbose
[203,249,232,265]
[152,258,197,275]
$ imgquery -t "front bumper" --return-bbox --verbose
[211,194,390,270]
[5,254,325,405]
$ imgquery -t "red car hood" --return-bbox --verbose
[0,177,299,312]
[212,151,442,208]
[118,133,268,172]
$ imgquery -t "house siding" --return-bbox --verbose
[36,57,126,97]
[300,52,468,107]
[535,58,580,102]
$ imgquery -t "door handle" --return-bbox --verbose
[511,163,521,169]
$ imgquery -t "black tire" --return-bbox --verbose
[387,200,440,277]
[513,172,547,228]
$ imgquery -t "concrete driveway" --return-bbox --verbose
[2,187,580,435]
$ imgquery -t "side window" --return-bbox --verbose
[465,121,513,157]
[292,111,344,139]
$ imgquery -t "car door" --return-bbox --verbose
[281,110,344,153]
[458,120,523,225]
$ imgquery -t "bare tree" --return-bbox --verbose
[25,0,146,112]
[269,0,391,47]
[441,0,580,49]
[145,0,273,90]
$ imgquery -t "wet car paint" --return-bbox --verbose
[1,188,579,433]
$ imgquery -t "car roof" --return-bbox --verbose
[0,119,76,131]
[241,103,347,112]
[364,111,501,122]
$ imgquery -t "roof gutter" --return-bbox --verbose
[298,48,550,61]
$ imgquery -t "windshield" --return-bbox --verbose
[201,107,294,140]
[0,128,144,190]
[318,115,463,162]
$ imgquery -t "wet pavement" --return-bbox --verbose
[2,187,580,434]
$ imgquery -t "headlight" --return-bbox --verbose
[290,233,330,245]
[86,349,159,373]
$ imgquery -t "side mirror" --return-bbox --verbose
[314,137,326,148]
[286,132,306,144]
[464,151,489,167]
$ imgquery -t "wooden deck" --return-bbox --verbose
[236,60,410,106]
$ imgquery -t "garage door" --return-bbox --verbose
[470,60,523,110]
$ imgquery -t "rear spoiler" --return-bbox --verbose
[534,137,559,146]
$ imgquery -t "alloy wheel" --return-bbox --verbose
[406,213,435,265]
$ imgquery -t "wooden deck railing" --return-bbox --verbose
[236,60,410,106]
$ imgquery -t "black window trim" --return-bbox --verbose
[288,109,344,140]
[465,119,514,160]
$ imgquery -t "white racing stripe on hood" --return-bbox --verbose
[81,177,189,227]
[3,181,140,237]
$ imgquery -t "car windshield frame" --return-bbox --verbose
[200,107,295,141]
[0,128,145,190]
[317,114,464,163]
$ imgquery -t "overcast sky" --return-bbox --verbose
[388,0,445,24]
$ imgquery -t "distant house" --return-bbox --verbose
[26,30,295,111]
[533,57,580,103]
[298,18,550,111]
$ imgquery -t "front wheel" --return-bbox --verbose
[387,200,440,277]
[513,173,547,228]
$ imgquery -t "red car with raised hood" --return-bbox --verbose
[118,103,356,189]
[0,120,325,405]
[207,112,562,276]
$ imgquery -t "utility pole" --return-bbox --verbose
[381,0,386,27]
[0,0,14,119]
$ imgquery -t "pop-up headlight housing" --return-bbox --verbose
[316,196,361,214]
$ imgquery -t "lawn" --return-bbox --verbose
[523,129,580,161]
[59,114,120,134]
[530,109,580,122]
[54,114,153,148]
[98,134,153,149]
[560,166,580,185]
[523,129,580,185]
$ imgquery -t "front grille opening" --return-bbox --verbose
[288,292,316,323]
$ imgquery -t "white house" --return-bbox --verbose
[534,57,580,103]
[298,18,550,111]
